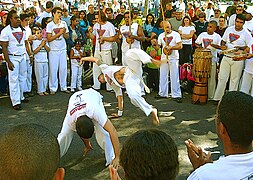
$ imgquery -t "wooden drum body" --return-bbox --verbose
[192,49,212,104]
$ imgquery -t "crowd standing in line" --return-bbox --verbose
[0,0,253,179]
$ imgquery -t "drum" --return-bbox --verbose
[192,49,212,78]
[192,49,212,104]
[192,78,208,104]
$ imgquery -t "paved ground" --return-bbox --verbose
[0,88,222,180]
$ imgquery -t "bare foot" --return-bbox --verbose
[151,108,160,126]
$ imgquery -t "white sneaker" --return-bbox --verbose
[77,87,83,91]
[71,89,75,92]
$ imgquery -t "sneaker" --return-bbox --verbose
[62,90,70,94]
[155,95,168,99]
[71,89,75,92]
[173,97,182,103]
[77,87,83,91]
[27,92,34,97]
[50,91,55,95]
[21,98,29,103]
[13,104,22,110]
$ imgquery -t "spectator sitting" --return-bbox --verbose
[0,123,65,179]
[186,91,253,180]
[110,129,179,180]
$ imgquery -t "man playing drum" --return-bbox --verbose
[81,49,162,126]
[195,20,222,100]
[213,14,252,103]
[156,21,183,103]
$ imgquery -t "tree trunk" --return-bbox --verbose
[143,0,149,17]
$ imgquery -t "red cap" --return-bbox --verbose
[0,11,8,17]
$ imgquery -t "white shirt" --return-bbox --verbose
[244,43,253,74]
[187,151,253,180]
[71,47,84,66]
[195,32,222,62]
[120,23,141,52]
[222,26,253,50]
[36,11,52,24]
[0,25,27,56]
[178,25,195,45]
[99,64,123,97]
[228,14,236,27]
[32,39,49,63]
[93,21,116,50]
[158,31,182,60]
[46,20,69,51]
[64,88,108,132]
[25,26,32,60]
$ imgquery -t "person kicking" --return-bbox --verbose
[81,49,165,126]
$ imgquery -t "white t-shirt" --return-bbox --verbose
[36,11,52,24]
[158,31,182,60]
[222,26,253,50]
[32,39,49,63]
[178,25,195,44]
[93,21,116,50]
[0,25,27,56]
[25,26,32,60]
[46,20,69,51]
[120,23,141,52]
[244,43,253,74]
[187,151,253,180]
[244,20,253,37]
[195,32,222,62]
[99,64,123,97]
[64,88,108,132]
[228,14,236,27]
[71,47,84,66]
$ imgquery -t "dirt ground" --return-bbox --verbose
[0,88,222,180]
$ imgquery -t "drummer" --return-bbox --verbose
[156,21,183,103]
[195,21,222,100]
[213,14,252,104]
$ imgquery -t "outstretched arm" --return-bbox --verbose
[103,119,120,169]
[81,56,102,66]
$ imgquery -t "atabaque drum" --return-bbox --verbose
[192,49,212,104]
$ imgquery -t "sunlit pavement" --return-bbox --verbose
[0,88,220,179]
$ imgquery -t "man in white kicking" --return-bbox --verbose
[57,88,120,168]
[81,49,161,126]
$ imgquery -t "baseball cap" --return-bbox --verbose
[0,10,8,17]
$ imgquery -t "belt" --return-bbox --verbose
[8,54,24,56]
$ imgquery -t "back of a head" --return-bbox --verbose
[0,123,60,180]
[76,115,94,139]
[218,91,253,147]
[120,129,179,180]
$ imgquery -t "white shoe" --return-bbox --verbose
[71,89,75,92]
[77,87,83,91]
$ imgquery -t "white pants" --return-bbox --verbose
[208,62,217,100]
[24,59,33,92]
[71,64,83,89]
[8,55,26,106]
[93,50,113,91]
[159,59,182,98]
[34,62,48,93]
[48,50,68,92]
[124,49,154,116]
[240,71,253,97]
[213,56,244,101]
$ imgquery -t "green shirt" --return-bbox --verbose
[146,46,161,69]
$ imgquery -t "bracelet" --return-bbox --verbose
[118,110,123,117]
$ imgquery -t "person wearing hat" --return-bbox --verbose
[168,9,183,32]
[81,48,161,125]
[57,88,120,168]
[132,8,142,26]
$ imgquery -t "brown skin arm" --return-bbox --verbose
[168,41,183,50]
[1,41,14,71]
[129,25,145,42]
[80,137,93,158]
[103,119,120,169]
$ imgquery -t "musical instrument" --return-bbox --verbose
[192,49,212,104]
